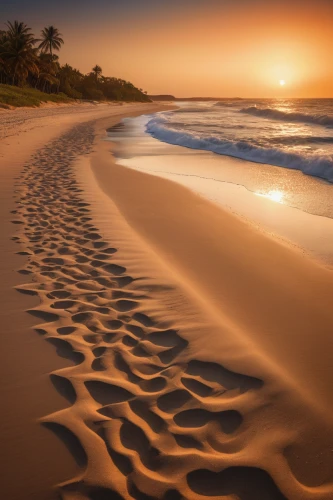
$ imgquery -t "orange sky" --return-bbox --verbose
[2,0,333,97]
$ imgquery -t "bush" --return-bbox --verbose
[62,83,82,99]
[83,87,105,101]
[0,84,72,107]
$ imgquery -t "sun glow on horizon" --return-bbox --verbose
[3,0,331,98]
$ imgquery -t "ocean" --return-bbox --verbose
[147,99,333,183]
[107,99,333,264]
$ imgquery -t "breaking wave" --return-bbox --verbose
[240,106,333,127]
[146,116,333,182]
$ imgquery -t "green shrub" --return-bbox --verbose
[0,84,72,107]
[84,88,105,101]
[62,83,82,99]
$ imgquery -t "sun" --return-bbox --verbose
[279,79,286,86]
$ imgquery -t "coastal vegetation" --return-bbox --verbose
[0,21,150,107]
[0,84,71,108]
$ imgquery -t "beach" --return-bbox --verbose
[1,101,333,500]
[0,102,172,500]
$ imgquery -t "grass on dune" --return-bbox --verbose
[0,84,73,108]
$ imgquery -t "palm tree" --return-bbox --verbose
[0,22,37,85]
[38,26,64,58]
[0,31,7,82]
[2,37,39,85]
[92,65,102,83]
[5,21,37,45]
[36,53,59,92]
[59,63,82,88]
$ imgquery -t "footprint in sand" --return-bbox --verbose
[10,124,286,500]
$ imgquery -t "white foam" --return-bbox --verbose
[146,116,333,183]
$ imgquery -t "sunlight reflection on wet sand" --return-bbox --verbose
[109,115,333,265]
[255,190,284,203]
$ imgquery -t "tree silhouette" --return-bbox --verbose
[38,26,64,58]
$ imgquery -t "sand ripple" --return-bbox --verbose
[11,122,293,499]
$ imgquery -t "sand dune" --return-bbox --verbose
[4,104,333,499]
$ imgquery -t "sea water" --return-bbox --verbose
[147,99,333,183]
[107,100,333,264]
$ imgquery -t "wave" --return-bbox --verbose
[271,135,333,145]
[146,117,333,182]
[174,107,213,114]
[214,102,239,107]
[240,106,333,127]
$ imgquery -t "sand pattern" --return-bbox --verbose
[11,123,287,499]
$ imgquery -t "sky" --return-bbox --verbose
[1,0,333,97]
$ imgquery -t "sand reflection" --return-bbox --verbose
[255,189,284,203]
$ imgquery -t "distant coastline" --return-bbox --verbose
[149,94,243,101]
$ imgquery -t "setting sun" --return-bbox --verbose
[280,79,286,86]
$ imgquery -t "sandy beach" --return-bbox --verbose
[1,102,333,500]
[0,102,172,500]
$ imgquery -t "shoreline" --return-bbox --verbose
[1,103,333,499]
[92,123,333,412]
[89,117,333,497]
[110,113,333,268]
